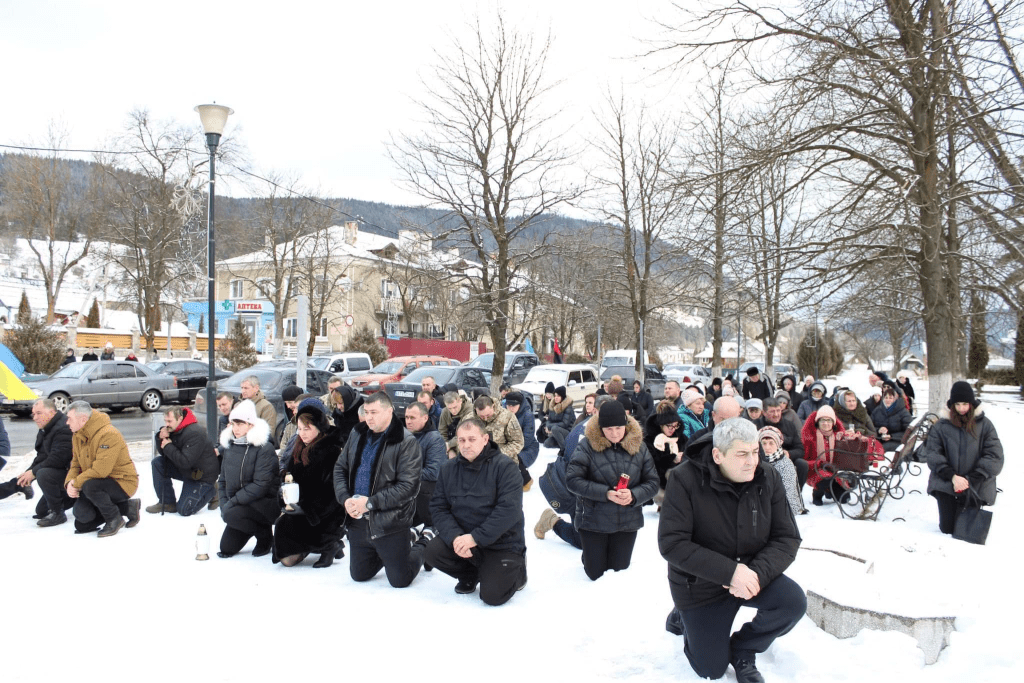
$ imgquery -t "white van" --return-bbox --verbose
[308,353,374,381]
[599,349,650,376]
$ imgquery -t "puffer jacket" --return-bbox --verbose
[156,407,219,485]
[677,404,712,440]
[333,415,421,540]
[514,404,540,468]
[658,431,801,609]
[430,440,525,554]
[439,399,475,451]
[566,416,659,534]
[479,404,525,463]
[923,407,1004,505]
[411,423,447,483]
[66,411,139,496]
[545,397,576,431]
[218,418,280,514]
[870,399,913,452]
[29,411,74,476]
[282,423,345,528]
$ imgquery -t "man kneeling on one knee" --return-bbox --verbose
[425,418,526,606]
[148,406,220,516]
[658,417,805,683]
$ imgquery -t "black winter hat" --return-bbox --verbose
[617,393,633,413]
[544,382,556,395]
[555,386,567,400]
[598,400,627,428]
[947,381,979,409]
[337,385,357,410]
[281,385,304,402]
[746,366,760,377]
[296,397,329,432]
[504,391,524,407]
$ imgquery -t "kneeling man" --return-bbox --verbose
[425,418,526,605]
[658,418,804,683]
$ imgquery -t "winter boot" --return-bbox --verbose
[665,608,685,636]
[454,577,479,594]
[146,502,177,514]
[731,654,765,683]
[125,499,142,527]
[97,515,126,538]
[313,543,338,568]
[811,486,824,506]
[534,508,559,539]
[36,509,68,527]
[207,493,220,511]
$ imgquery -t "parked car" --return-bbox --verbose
[467,351,539,385]
[512,364,600,407]
[193,366,335,447]
[307,352,374,381]
[145,360,232,404]
[600,365,667,401]
[772,363,801,386]
[349,355,460,395]
[385,365,492,417]
[663,364,712,385]
[8,361,179,414]
[598,349,650,376]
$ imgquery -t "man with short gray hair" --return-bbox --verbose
[240,375,277,434]
[659,417,804,683]
[64,401,141,537]
[0,400,75,524]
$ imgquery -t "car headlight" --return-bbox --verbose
[33,389,43,398]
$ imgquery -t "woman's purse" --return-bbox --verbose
[953,489,992,545]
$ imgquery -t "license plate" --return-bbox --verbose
[395,391,415,398]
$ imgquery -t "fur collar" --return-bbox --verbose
[220,418,271,449]
[552,397,575,415]
[583,414,643,455]
[938,405,984,420]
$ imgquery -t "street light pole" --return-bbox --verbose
[195,104,233,441]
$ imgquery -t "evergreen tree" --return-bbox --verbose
[967,293,990,378]
[221,322,258,373]
[344,325,389,365]
[3,315,65,374]
[17,290,31,322]
[797,327,844,377]
[198,315,205,334]
[85,299,101,329]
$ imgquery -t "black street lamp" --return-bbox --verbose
[195,103,233,441]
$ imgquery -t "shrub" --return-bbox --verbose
[221,323,258,373]
[345,325,389,366]
[3,317,66,374]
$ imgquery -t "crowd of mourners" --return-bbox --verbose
[0,362,1004,683]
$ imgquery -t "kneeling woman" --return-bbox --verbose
[218,400,280,557]
[274,399,346,567]
[566,401,659,580]
[923,381,1004,535]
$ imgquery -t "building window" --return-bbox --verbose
[320,318,328,337]
[381,279,399,299]
[285,318,297,338]
[384,319,398,336]
[429,324,443,339]
[448,325,458,341]
[229,279,244,299]
[411,322,423,336]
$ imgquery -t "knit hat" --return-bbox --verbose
[815,405,837,424]
[504,391,524,407]
[228,399,258,425]
[656,409,681,426]
[774,389,791,405]
[870,385,883,398]
[746,366,760,377]
[804,375,814,383]
[746,398,763,412]
[948,381,979,409]
[544,382,556,395]
[758,425,784,449]
[281,385,304,403]
[296,397,329,431]
[682,387,703,407]
[554,386,567,400]
[598,400,627,428]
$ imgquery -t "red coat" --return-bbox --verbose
[801,411,846,489]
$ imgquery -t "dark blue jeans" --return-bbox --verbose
[552,517,582,549]
[152,456,216,516]
[678,574,806,679]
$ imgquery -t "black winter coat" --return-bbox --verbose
[870,400,913,452]
[332,393,365,448]
[644,411,682,488]
[283,424,345,528]
[218,419,280,514]
[924,408,1004,505]
[430,440,525,554]
[29,412,74,475]
[567,416,659,534]
[742,378,772,401]
[545,398,576,431]
[658,432,801,609]
[157,409,219,485]
[334,416,421,540]
[780,375,803,413]
[411,424,447,483]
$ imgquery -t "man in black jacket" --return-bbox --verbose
[147,406,219,515]
[658,418,804,683]
[741,367,772,401]
[425,418,526,605]
[0,401,75,524]
[334,392,424,588]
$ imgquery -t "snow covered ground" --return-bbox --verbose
[2,366,1020,682]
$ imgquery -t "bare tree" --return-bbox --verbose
[390,13,581,393]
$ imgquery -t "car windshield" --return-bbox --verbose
[468,354,492,368]
[308,357,330,370]
[219,369,284,390]
[49,363,93,379]
[403,366,456,384]
[522,368,568,385]
[370,361,404,374]
[146,362,168,372]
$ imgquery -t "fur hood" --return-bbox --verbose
[220,417,271,449]
[938,405,985,421]
[583,413,643,455]
[551,396,575,415]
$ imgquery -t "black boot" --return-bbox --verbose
[97,515,126,538]
[37,509,67,527]
[665,608,685,636]
[812,487,824,506]
[731,654,765,683]
[313,542,338,568]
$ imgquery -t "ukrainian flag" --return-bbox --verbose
[0,342,38,402]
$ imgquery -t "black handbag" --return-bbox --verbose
[953,490,992,545]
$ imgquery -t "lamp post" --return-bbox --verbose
[195,103,233,441]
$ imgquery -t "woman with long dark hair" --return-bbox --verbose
[923,382,1004,535]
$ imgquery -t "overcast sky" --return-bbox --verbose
[0,0,685,208]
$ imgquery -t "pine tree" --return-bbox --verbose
[3,315,65,374]
[221,322,258,372]
[17,290,31,322]
[797,327,844,377]
[344,325,389,365]
[85,299,101,329]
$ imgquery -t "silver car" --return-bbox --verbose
[20,361,179,413]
